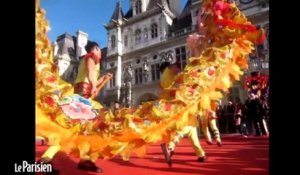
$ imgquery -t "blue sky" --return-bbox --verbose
[41,0,188,47]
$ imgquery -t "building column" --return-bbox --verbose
[116,23,123,101]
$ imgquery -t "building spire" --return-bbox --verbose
[109,0,124,23]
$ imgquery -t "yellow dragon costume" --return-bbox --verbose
[36,0,265,173]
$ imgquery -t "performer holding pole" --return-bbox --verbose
[74,41,112,172]
[39,41,112,174]
[74,41,112,99]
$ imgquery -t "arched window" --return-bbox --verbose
[135,0,142,15]
[135,29,142,44]
[111,35,116,49]
[151,23,158,38]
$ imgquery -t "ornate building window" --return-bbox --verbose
[151,23,158,38]
[134,67,143,84]
[135,0,142,15]
[111,35,116,49]
[135,29,142,44]
[175,46,187,70]
[151,63,161,81]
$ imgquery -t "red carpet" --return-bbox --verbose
[36,134,269,175]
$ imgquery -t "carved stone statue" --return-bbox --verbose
[161,53,167,62]
[143,59,149,82]
[124,63,133,82]
[166,51,174,63]
[122,63,133,107]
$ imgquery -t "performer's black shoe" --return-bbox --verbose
[197,156,207,162]
[160,143,172,167]
[170,150,174,157]
[206,141,213,145]
[77,160,103,173]
[217,141,222,147]
[38,158,60,175]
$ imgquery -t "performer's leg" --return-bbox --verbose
[259,118,268,136]
[238,125,243,134]
[41,146,61,160]
[209,119,222,146]
[77,142,102,173]
[161,142,173,167]
[39,134,61,175]
[253,118,261,136]
[168,130,185,152]
[262,119,269,136]
[201,116,212,145]
[186,126,207,162]
[90,152,100,163]
[161,127,186,167]
[241,122,248,137]
[78,142,91,160]
[41,134,61,160]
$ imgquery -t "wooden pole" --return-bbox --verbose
[90,76,112,99]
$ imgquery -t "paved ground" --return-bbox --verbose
[36,134,269,175]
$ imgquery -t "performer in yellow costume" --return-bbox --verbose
[160,62,206,167]
[74,42,112,172]
[200,102,222,146]
[38,41,112,174]
[74,42,111,99]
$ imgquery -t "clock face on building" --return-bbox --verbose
[239,0,254,4]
